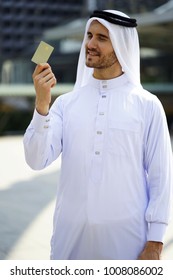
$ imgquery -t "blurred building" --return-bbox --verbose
[0,0,168,83]
[43,0,173,87]
[0,0,172,135]
[0,0,84,83]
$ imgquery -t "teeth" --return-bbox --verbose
[88,51,97,56]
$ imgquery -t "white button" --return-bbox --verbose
[45,119,50,122]
[44,125,49,129]
[95,151,100,155]
[102,85,107,89]
[97,131,102,135]
[99,112,104,115]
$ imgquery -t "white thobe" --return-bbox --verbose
[23,74,173,259]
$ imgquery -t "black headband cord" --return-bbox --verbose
[90,10,137,28]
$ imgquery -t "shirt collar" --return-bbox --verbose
[88,73,128,91]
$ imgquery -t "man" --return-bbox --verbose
[23,10,173,260]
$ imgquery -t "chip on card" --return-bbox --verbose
[31,41,54,64]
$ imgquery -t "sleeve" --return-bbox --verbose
[23,96,63,170]
[144,96,173,242]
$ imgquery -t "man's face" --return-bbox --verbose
[85,20,118,69]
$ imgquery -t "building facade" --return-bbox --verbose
[0,0,168,82]
[0,0,172,135]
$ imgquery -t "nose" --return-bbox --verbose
[87,37,97,49]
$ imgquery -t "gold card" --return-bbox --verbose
[31,41,54,64]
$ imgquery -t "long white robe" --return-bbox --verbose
[23,74,173,259]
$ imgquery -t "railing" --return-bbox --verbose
[0,83,173,96]
[0,83,74,97]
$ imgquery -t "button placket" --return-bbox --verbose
[91,84,108,183]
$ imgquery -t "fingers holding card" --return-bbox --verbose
[31,41,55,115]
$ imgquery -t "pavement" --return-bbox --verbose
[0,135,173,260]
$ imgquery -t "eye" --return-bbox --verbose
[98,36,107,42]
[99,37,105,41]
[87,33,92,40]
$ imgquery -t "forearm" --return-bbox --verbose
[23,109,62,170]
[23,116,51,170]
[144,99,173,244]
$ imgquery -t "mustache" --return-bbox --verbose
[86,47,100,56]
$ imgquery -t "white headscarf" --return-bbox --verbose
[74,10,142,90]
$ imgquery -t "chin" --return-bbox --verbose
[86,60,93,68]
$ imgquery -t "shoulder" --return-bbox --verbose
[140,88,165,116]
[52,88,79,108]
[127,84,167,125]
[50,84,89,114]
[130,85,164,110]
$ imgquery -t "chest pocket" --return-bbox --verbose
[108,120,141,158]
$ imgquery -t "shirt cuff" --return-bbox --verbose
[147,222,167,243]
[31,109,51,133]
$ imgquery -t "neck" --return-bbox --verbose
[93,63,123,80]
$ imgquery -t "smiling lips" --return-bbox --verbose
[87,49,100,57]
